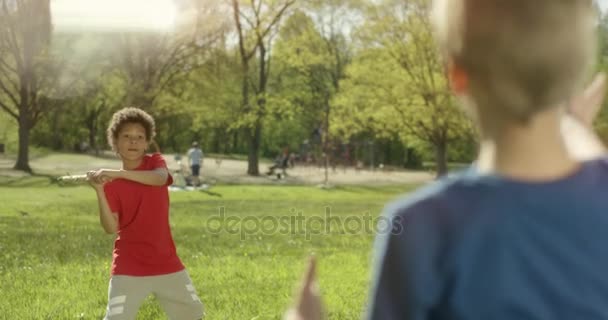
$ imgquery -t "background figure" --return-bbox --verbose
[215,154,223,168]
[267,147,290,178]
[187,142,204,186]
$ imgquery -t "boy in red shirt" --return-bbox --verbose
[87,107,204,320]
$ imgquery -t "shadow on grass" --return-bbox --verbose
[332,184,421,195]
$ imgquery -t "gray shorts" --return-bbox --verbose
[104,270,204,320]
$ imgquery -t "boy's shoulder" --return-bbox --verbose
[144,152,167,163]
[385,156,608,224]
[383,169,474,223]
[598,154,608,168]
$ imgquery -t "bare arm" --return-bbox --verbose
[119,168,169,186]
[92,168,169,187]
[87,172,118,234]
[95,188,119,234]
[284,257,323,320]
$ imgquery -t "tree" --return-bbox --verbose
[156,41,243,154]
[231,0,296,175]
[0,0,54,172]
[95,1,230,154]
[272,8,348,183]
[334,0,472,176]
[29,32,130,155]
[116,40,216,111]
[305,0,355,183]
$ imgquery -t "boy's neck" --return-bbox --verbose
[122,158,144,170]
[477,108,581,181]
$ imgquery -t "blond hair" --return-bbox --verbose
[432,0,597,121]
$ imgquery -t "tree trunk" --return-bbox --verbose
[246,42,268,176]
[240,62,254,175]
[435,141,448,178]
[323,99,330,184]
[14,114,32,172]
[232,130,239,153]
[384,141,391,167]
[212,127,222,153]
[369,140,375,171]
[247,122,261,175]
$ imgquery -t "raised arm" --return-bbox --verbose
[117,168,169,186]
[91,168,169,187]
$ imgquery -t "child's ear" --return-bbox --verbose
[448,59,469,95]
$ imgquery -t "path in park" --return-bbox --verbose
[0,153,434,186]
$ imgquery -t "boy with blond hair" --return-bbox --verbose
[87,107,204,320]
[367,0,608,319]
[286,0,608,319]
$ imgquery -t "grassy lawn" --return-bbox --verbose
[0,178,419,319]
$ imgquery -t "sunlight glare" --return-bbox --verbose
[51,0,177,32]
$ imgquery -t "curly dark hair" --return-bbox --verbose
[106,107,156,152]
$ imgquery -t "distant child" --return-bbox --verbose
[87,107,204,320]
[187,142,204,186]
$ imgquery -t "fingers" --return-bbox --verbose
[294,256,323,320]
[86,171,96,182]
[301,256,317,296]
[99,175,113,184]
[284,257,323,320]
[87,170,113,185]
[86,171,100,188]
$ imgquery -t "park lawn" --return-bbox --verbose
[0,179,420,320]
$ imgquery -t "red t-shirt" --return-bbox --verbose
[103,153,184,276]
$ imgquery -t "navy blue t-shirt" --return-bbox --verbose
[368,157,608,320]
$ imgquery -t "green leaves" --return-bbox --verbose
[331,0,473,173]
[4,0,481,170]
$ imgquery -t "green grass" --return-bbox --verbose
[0,179,420,319]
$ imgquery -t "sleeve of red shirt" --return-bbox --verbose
[150,153,174,186]
[103,183,121,214]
